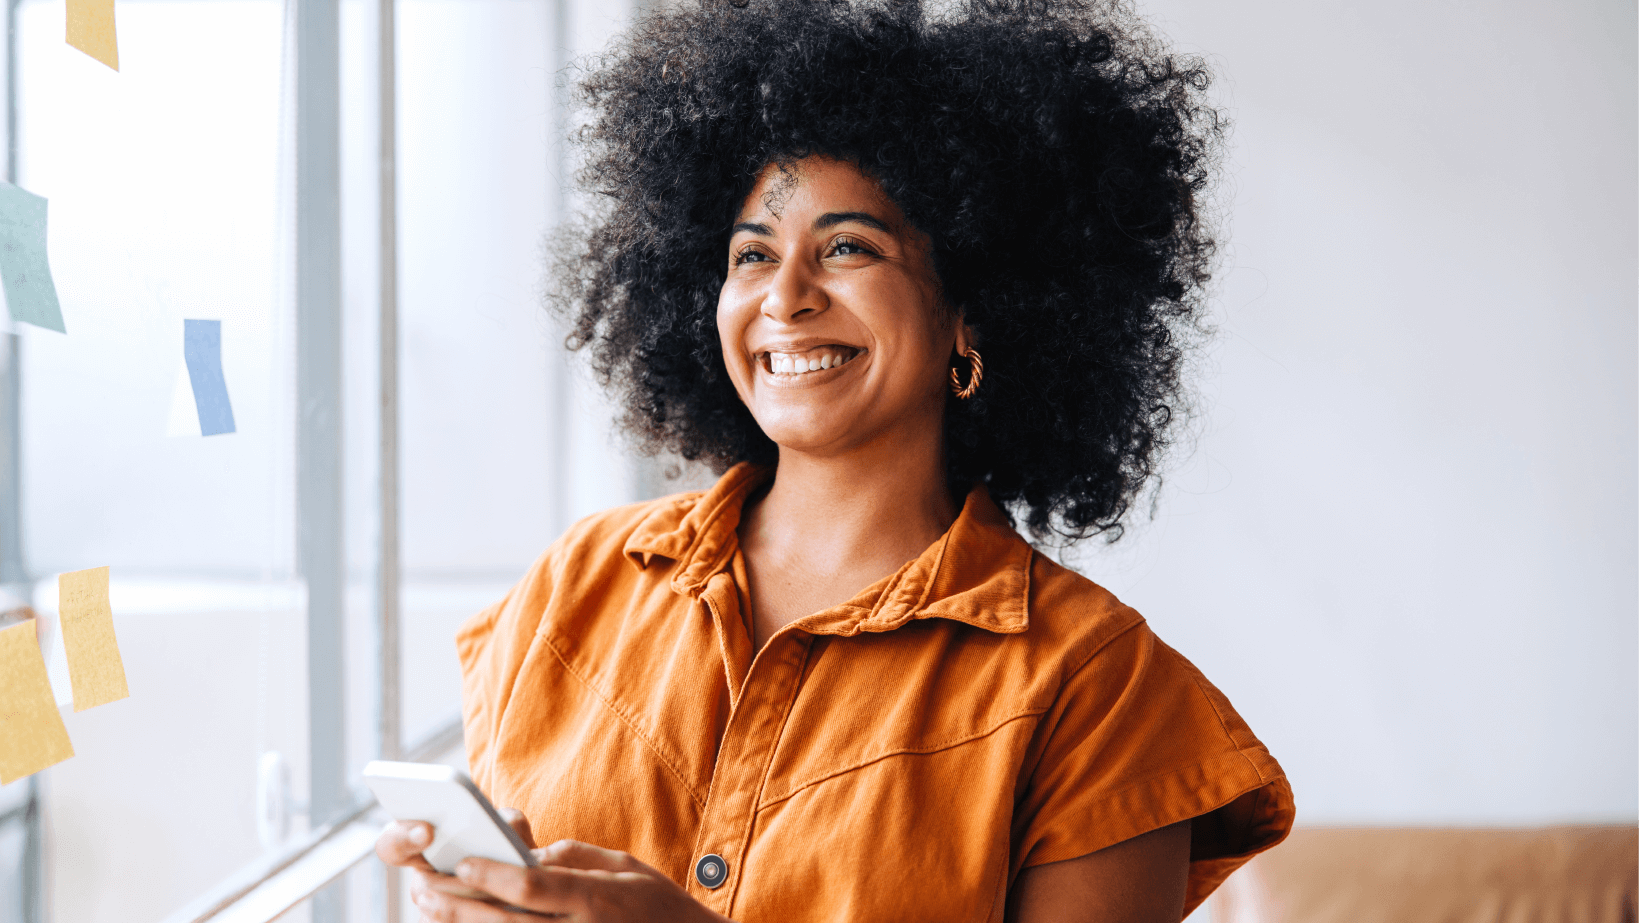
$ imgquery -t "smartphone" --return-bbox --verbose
[363,760,536,875]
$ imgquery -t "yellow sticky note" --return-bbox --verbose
[0,619,74,784]
[66,0,119,72]
[59,567,128,711]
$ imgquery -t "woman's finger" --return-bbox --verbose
[455,858,590,915]
[418,868,497,902]
[496,808,537,849]
[376,821,437,870]
[534,839,642,874]
[412,878,558,922]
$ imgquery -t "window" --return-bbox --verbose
[1,0,652,920]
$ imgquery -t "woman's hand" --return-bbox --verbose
[376,810,731,922]
[418,840,733,922]
[374,809,538,907]
[374,816,440,875]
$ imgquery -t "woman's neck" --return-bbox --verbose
[737,433,961,645]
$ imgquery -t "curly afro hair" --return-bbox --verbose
[553,0,1223,542]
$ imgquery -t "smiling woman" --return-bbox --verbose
[374,2,1294,922]
[557,0,1223,543]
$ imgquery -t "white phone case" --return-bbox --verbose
[363,760,536,874]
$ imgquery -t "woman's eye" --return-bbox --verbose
[831,238,873,257]
[733,249,771,265]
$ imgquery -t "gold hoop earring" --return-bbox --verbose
[949,348,984,399]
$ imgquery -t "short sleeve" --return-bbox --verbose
[455,545,558,795]
[1012,622,1294,914]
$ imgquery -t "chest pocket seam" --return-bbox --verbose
[537,628,709,810]
[755,707,1047,811]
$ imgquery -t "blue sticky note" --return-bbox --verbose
[183,319,235,436]
[0,182,65,333]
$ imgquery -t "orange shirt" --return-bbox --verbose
[458,464,1293,920]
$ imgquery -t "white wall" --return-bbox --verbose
[1070,0,1637,825]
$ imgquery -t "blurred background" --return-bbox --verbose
[0,0,1631,920]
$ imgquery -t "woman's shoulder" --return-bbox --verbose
[1009,553,1293,890]
[1018,550,1284,776]
[1016,551,1153,674]
[1011,551,1258,732]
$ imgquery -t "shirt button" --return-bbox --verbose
[695,853,728,889]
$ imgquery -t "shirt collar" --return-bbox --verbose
[623,462,1031,635]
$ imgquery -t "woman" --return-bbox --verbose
[378,1,1293,920]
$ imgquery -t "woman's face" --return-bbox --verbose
[717,156,965,459]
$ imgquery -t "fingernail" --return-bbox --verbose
[409,826,430,846]
[456,860,474,880]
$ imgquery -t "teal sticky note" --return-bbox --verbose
[0,182,65,334]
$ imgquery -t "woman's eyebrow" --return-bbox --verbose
[814,211,891,233]
[731,220,773,236]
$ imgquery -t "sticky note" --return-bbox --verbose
[66,0,119,71]
[0,183,65,334]
[58,567,128,711]
[0,619,73,784]
[183,319,235,436]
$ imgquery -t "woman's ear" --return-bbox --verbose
[953,319,978,356]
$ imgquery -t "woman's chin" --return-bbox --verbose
[761,429,855,458]
[753,399,940,463]
[754,414,870,459]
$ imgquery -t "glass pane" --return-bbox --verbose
[8,0,648,918]
[0,780,27,923]
[395,0,564,750]
[18,0,292,578]
[393,0,641,752]
[11,1,300,920]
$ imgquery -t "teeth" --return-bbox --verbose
[764,348,858,376]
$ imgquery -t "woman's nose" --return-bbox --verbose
[761,259,827,323]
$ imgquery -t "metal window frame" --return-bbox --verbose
[168,0,570,916]
[2,0,44,919]
[375,0,402,917]
[293,0,347,918]
[157,721,463,923]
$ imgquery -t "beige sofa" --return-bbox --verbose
[1207,826,1637,923]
